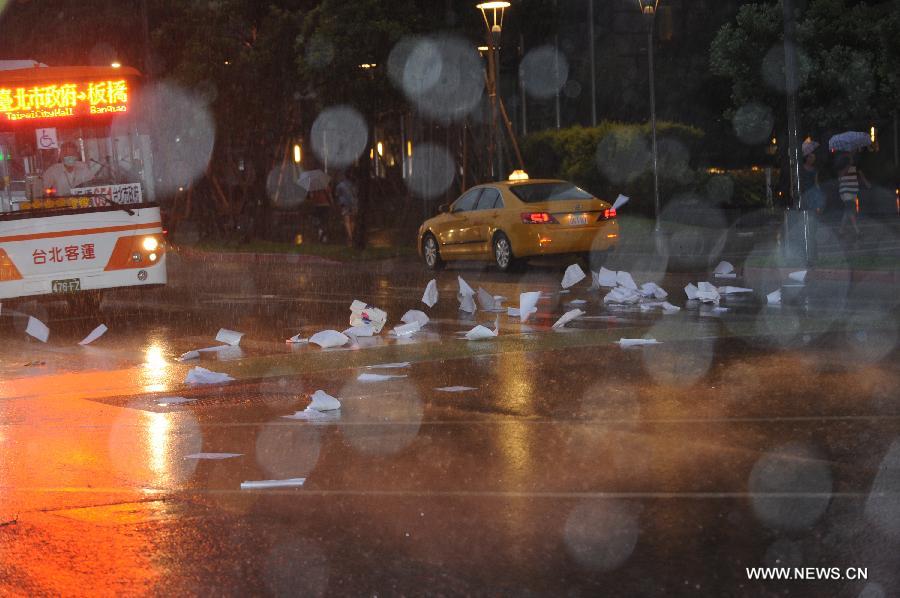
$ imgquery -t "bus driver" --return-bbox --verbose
[41,141,101,196]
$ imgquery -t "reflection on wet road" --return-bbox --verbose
[1,254,898,595]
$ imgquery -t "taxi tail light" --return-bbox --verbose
[599,208,617,220]
[521,212,558,224]
[0,248,22,281]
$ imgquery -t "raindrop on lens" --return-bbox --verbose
[405,143,456,199]
[732,103,774,145]
[520,45,568,100]
[564,500,639,571]
[310,106,369,170]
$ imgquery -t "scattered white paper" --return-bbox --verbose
[78,324,108,346]
[357,372,407,382]
[343,325,374,337]
[561,263,586,289]
[185,453,242,460]
[714,272,737,279]
[662,302,681,313]
[283,408,341,422]
[215,328,244,346]
[789,270,807,283]
[286,333,308,344]
[157,396,195,406]
[309,330,350,348]
[617,338,662,347]
[612,194,630,211]
[507,307,521,317]
[519,292,541,322]
[308,389,341,411]
[366,362,410,369]
[697,281,717,293]
[717,286,753,295]
[686,281,721,304]
[240,478,306,490]
[552,308,585,329]
[435,386,478,392]
[391,321,422,338]
[616,271,638,290]
[767,289,782,305]
[477,287,503,311]
[639,282,668,300]
[349,300,387,333]
[713,260,734,276]
[25,316,49,343]
[458,276,476,313]
[684,283,699,300]
[569,299,588,306]
[184,366,234,385]
[593,267,618,288]
[604,286,641,304]
[401,309,430,327]
[465,318,499,340]
[422,279,439,308]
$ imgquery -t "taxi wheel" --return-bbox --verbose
[493,232,520,272]
[422,234,444,270]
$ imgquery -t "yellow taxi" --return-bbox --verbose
[418,176,619,271]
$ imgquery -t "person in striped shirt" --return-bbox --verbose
[836,152,869,237]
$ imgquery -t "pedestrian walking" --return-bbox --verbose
[836,151,870,237]
[308,185,333,243]
[799,139,823,213]
[335,171,359,247]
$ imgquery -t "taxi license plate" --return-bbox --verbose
[569,214,589,226]
[52,278,81,293]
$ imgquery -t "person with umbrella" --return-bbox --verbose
[335,170,359,248]
[298,169,333,243]
[800,139,823,214]
[836,151,870,238]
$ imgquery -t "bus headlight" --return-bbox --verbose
[142,236,159,252]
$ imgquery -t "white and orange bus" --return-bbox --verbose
[0,61,165,308]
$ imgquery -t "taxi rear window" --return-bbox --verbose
[510,182,594,203]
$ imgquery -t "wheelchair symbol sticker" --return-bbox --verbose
[36,128,59,150]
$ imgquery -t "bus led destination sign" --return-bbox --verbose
[0,79,129,122]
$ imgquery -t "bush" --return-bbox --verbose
[521,122,705,217]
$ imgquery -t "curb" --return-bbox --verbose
[174,247,340,266]
[743,266,898,285]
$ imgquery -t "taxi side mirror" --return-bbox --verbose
[439,203,449,213]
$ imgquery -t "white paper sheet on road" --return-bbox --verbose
[25,316,49,343]
[184,453,242,460]
[507,307,520,317]
[639,282,668,300]
[465,318,499,340]
[789,270,807,283]
[612,194,630,211]
[713,260,734,276]
[215,328,244,346]
[286,333,308,344]
[157,397,195,406]
[767,289,782,304]
[422,279,439,308]
[343,325,374,337]
[616,270,638,290]
[569,299,588,306]
[309,330,350,348]
[457,276,476,313]
[184,366,234,385]
[717,286,753,295]
[519,292,541,322]
[552,308,585,329]
[401,310,430,327]
[366,362,410,369]
[78,324,108,346]
[357,372,408,382]
[179,345,231,361]
[308,389,341,411]
[593,267,618,288]
[435,386,478,392]
[391,321,422,338]
[662,301,681,313]
[604,286,641,305]
[684,283,699,300]
[349,300,387,333]
[477,287,504,312]
[561,263,586,289]
[617,338,662,347]
[240,478,306,490]
[687,281,720,304]
[282,408,341,422]
[714,272,737,279]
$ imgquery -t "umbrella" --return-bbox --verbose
[828,131,871,152]
[297,169,330,192]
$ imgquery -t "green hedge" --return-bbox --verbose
[521,122,705,216]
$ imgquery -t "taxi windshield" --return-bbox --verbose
[509,182,594,203]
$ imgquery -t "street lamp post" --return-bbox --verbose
[637,0,661,235]
[477,2,510,181]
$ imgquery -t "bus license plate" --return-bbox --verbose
[569,214,588,226]
[52,278,81,293]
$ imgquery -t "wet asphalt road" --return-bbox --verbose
[1,250,899,596]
